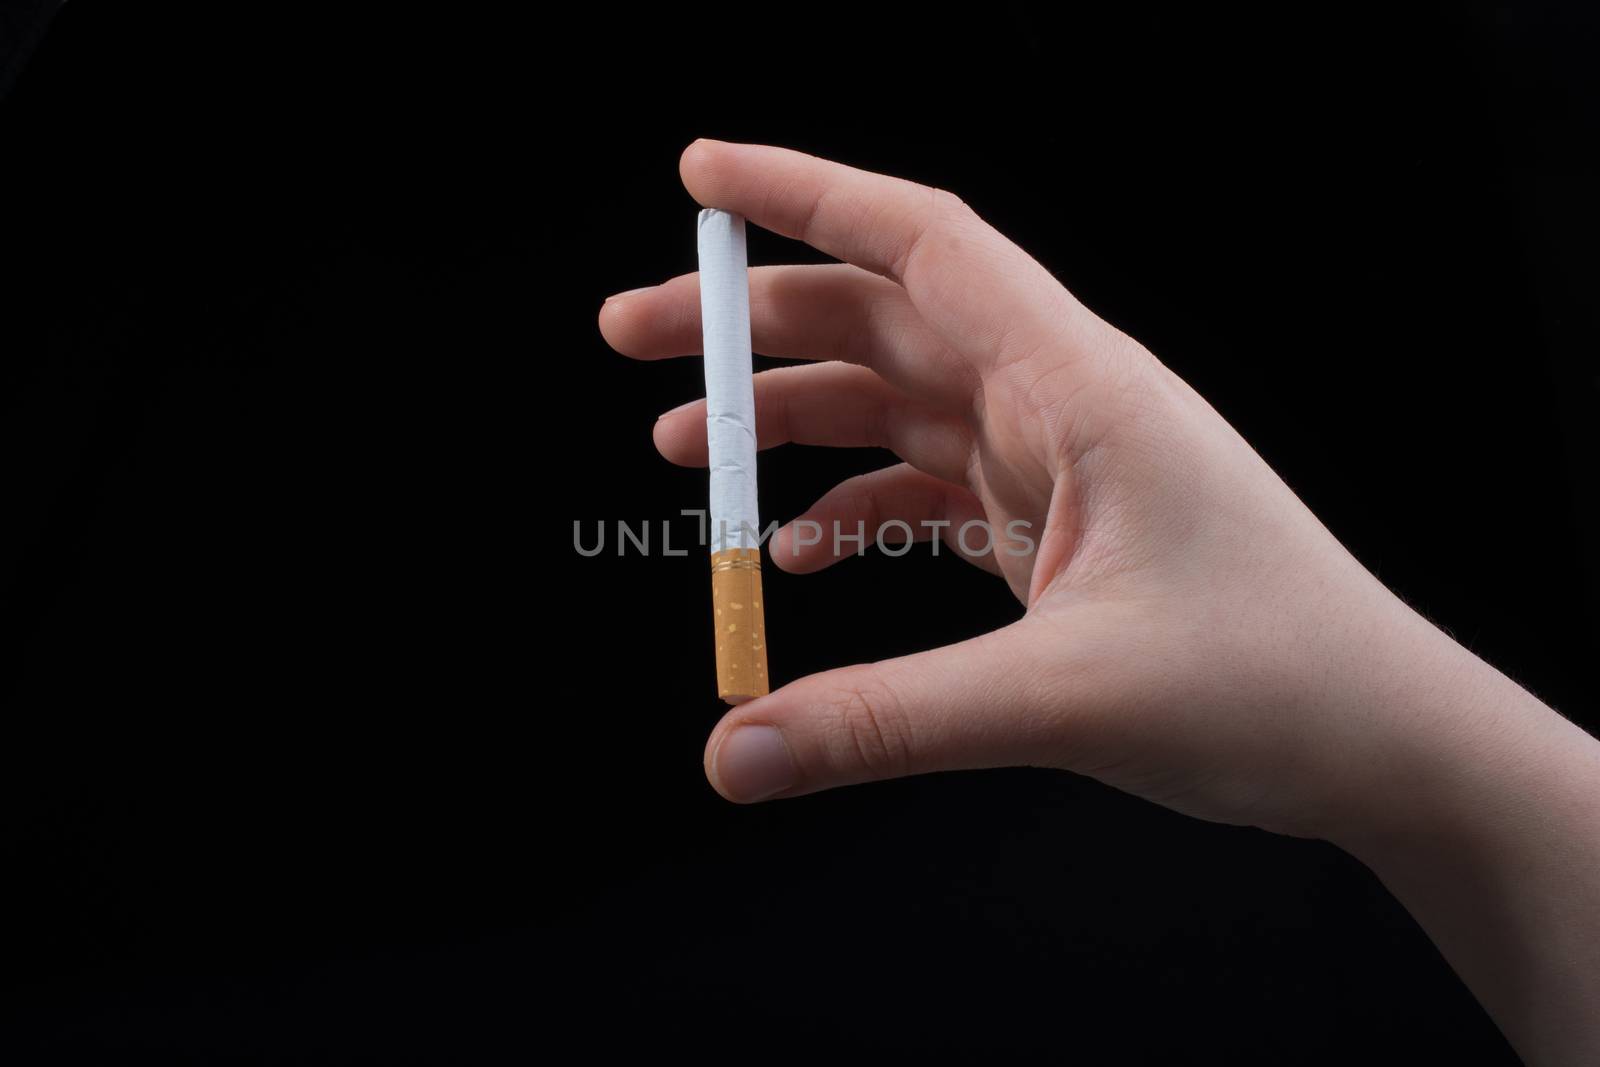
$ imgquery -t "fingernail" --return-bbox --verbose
[604,285,655,304]
[656,397,702,421]
[715,725,796,802]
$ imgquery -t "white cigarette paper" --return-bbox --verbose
[696,209,760,552]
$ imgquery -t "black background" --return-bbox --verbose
[2,4,1595,1063]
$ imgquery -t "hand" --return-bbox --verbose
[599,139,1460,829]
[600,139,1598,1064]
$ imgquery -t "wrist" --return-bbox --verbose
[1323,611,1598,871]
[1315,608,1600,1063]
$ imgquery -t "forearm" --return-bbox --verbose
[1332,631,1600,1065]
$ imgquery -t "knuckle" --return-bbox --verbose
[818,674,914,779]
[890,186,972,286]
[930,185,970,218]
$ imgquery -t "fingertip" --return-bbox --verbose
[679,139,707,183]
[596,310,621,352]
[767,523,791,558]
[597,290,646,355]
[702,721,738,802]
[679,138,732,204]
[768,523,832,575]
[768,525,804,573]
[704,719,798,804]
[649,416,678,460]
[651,410,707,467]
[679,137,718,169]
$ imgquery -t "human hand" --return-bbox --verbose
[597,141,1590,857]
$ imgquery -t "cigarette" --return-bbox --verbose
[697,208,770,704]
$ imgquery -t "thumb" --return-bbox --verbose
[703,619,1075,803]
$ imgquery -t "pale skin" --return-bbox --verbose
[598,140,1600,1064]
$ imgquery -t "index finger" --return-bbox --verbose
[679,139,1080,364]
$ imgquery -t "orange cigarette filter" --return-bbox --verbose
[710,548,768,704]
